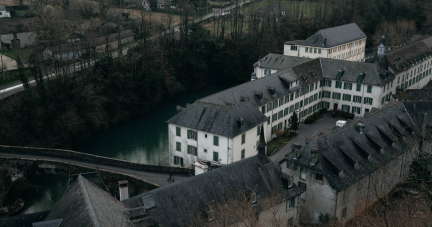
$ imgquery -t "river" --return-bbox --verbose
[78,84,232,165]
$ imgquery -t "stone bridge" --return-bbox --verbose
[0,145,193,187]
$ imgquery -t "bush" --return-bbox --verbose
[304,108,327,124]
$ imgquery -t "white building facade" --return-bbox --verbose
[284,23,366,62]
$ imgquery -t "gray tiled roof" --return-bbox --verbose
[400,82,432,101]
[422,36,432,48]
[44,175,129,227]
[254,54,312,70]
[201,58,323,108]
[320,58,394,86]
[285,102,419,191]
[167,100,267,138]
[403,102,432,139]
[385,39,432,73]
[0,5,5,10]
[122,155,303,226]
[301,23,366,48]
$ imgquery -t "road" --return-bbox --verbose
[0,152,191,187]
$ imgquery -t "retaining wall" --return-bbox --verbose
[0,145,194,174]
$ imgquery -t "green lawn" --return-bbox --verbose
[267,133,294,155]
[0,68,31,87]
[0,48,32,61]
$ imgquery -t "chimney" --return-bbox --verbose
[257,125,266,156]
[118,180,129,201]
[422,112,429,139]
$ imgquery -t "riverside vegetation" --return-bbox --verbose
[0,0,431,149]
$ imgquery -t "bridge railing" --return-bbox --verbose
[0,145,193,174]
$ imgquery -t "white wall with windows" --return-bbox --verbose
[168,124,233,167]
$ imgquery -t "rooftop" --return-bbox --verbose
[284,102,419,191]
[254,53,312,70]
[300,23,366,48]
[122,155,303,226]
[167,100,267,138]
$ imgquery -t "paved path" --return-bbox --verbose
[0,153,191,187]
[270,113,340,163]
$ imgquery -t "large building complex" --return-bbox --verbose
[283,23,367,62]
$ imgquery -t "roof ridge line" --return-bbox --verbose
[78,176,101,227]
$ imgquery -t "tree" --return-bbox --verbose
[16,56,29,89]
[289,111,299,134]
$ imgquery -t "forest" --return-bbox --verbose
[0,0,431,148]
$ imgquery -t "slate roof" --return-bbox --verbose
[0,211,50,227]
[70,172,109,193]
[320,58,394,86]
[399,81,432,101]
[403,102,432,139]
[385,38,432,73]
[0,5,5,10]
[301,23,366,48]
[122,155,303,226]
[167,100,267,138]
[254,53,312,70]
[43,175,129,227]
[201,58,323,108]
[284,102,419,191]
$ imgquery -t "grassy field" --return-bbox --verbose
[0,68,31,87]
[0,48,31,61]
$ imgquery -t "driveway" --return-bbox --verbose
[270,113,340,163]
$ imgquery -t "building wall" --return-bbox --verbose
[281,160,337,224]
[0,9,10,18]
[253,67,278,80]
[228,197,301,227]
[168,123,233,167]
[232,125,261,162]
[284,38,366,62]
[0,32,36,50]
[321,81,384,116]
[280,136,420,224]
[95,36,134,53]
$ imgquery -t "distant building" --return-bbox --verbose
[43,30,135,60]
[252,54,311,80]
[0,18,37,50]
[280,102,422,224]
[123,141,304,226]
[284,23,367,62]
[0,5,10,18]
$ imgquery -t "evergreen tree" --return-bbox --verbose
[289,111,299,134]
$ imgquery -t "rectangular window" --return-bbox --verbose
[356,84,361,91]
[342,208,347,219]
[272,113,278,122]
[318,49,321,54]
[322,91,331,98]
[305,98,309,105]
[176,142,181,151]
[173,156,183,165]
[241,133,245,144]
[284,107,288,116]
[187,145,197,156]
[305,47,309,52]
[333,92,341,100]
[300,167,306,180]
[298,182,306,200]
[264,69,271,76]
[261,106,266,114]
[342,94,351,101]
[176,127,181,137]
[295,103,299,110]
[279,98,284,107]
[187,130,197,140]
[290,46,297,51]
[353,96,362,103]
[323,80,332,87]
[367,86,372,93]
[268,103,273,111]
[213,136,219,146]
[289,105,294,113]
[213,151,219,162]
[342,105,350,112]
[273,101,278,108]
[335,81,342,88]
[278,110,283,118]
[315,172,323,182]
[352,106,361,114]
[241,149,245,159]
[300,100,303,108]
[344,82,353,90]
[364,97,373,105]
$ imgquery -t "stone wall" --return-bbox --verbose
[0,145,194,174]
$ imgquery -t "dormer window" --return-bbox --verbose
[267,86,276,95]
[237,117,244,127]
[254,91,263,100]
[315,172,324,182]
